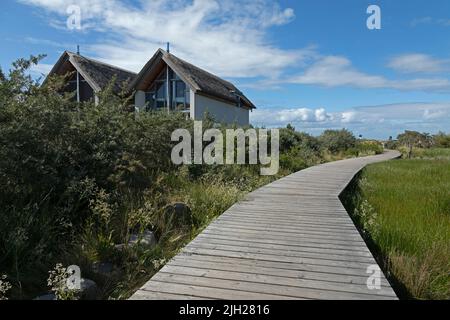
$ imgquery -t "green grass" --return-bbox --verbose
[343,156,450,299]
[412,147,450,159]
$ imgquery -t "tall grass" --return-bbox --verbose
[342,156,450,299]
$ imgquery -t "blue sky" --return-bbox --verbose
[1,0,450,138]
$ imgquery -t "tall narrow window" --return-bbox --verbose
[144,66,190,112]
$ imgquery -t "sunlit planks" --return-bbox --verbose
[131,151,400,300]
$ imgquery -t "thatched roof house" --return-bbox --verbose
[46,51,136,102]
[46,49,255,125]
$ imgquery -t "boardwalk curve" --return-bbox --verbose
[131,151,400,300]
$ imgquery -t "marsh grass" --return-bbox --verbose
[342,156,450,299]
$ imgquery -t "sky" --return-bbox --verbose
[1,0,450,139]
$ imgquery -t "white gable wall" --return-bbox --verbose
[133,89,250,126]
[191,92,249,126]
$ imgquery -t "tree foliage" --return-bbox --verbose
[318,129,357,154]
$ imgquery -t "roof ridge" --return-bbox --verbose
[67,51,137,75]
[162,50,237,91]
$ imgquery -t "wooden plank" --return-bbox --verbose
[130,290,211,300]
[149,273,394,300]
[131,151,400,300]
[195,233,372,253]
[159,265,396,297]
[139,280,301,300]
[184,242,377,265]
[169,255,393,288]
[192,235,374,258]
[201,228,371,249]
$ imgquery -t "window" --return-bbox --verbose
[144,66,190,112]
[65,74,94,102]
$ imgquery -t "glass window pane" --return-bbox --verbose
[156,100,165,109]
[176,81,185,98]
[155,81,165,99]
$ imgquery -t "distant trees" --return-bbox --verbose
[398,131,430,158]
[433,131,450,148]
[318,129,357,154]
[279,124,320,153]
[396,130,450,158]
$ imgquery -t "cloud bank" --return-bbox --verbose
[19,0,450,93]
[251,102,450,138]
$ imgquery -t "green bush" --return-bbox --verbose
[318,129,356,154]
[0,56,191,298]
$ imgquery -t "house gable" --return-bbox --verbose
[45,51,136,96]
[130,49,255,110]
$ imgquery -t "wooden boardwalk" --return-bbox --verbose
[131,151,400,300]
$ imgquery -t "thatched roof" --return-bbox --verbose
[46,51,136,94]
[130,49,256,109]
[47,49,255,109]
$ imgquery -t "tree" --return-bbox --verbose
[279,124,320,153]
[319,129,356,154]
[433,132,450,148]
[397,130,432,158]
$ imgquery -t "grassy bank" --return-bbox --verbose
[342,151,450,299]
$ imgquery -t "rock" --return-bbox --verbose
[34,293,56,300]
[115,230,157,251]
[79,278,98,300]
[129,230,156,247]
[163,202,192,228]
[34,279,99,300]
[92,262,114,275]
[114,243,126,251]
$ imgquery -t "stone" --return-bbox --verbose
[129,230,157,247]
[92,262,114,275]
[79,278,98,300]
[34,279,99,300]
[115,230,157,251]
[163,202,192,228]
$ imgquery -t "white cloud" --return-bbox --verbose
[314,108,332,122]
[282,55,450,92]
[387,54,449,74]
[250,102,450,137]
[19,0,303,77]
[251,107,336,126]
[29,63,53,76]
[341,111,357,123]
[18,0,450,93]
[290,56,386,88]
[423,108,447,120]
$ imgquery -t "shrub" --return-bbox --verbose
[356,140,384,155]
[319,129,356,154]
[0,275,12,300]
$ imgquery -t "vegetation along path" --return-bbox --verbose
[131,150,401,300]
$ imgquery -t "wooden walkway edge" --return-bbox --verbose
[131,151,400,300]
